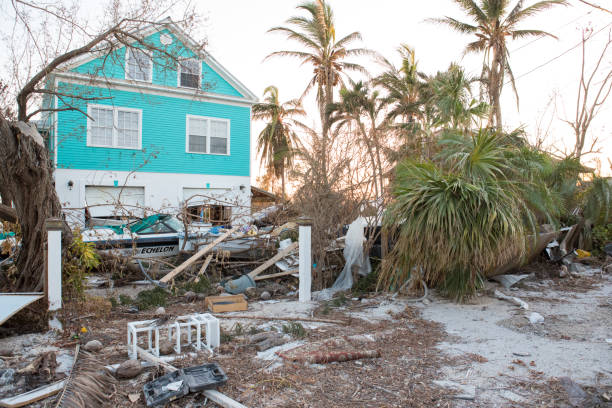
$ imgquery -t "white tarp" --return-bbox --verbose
[314,217,371,300]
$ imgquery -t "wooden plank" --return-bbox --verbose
[203,390,249,408]
[0,380,66,408]
[205,295,247,313]
[247,242,298,279]
[160,227,236,283]
[137,348,248,408]
[194,254,214,283]
[253,269,298,281]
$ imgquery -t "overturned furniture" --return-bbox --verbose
[127,313,220,359]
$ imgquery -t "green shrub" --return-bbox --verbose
[183,277,211,294]
[282,322,306,338]
[63,231,100,299]
[135,287,167,310]
[592,223,612,256]
[119,294,132,305]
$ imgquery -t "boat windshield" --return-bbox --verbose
[161,216,184,233]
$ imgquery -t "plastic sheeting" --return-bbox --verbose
[314,217,371,301]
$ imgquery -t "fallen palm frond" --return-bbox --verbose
[54,345,116,408]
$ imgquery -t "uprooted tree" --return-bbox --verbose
[0,0,204,291]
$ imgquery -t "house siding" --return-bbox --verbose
[70,29,243,97]
[55,81,250,176]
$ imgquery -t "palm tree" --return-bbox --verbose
[375,44,425,125]
[266,0,372,177]
[252,86,304,201]
[431,0,567,128]
[428,63,489,130]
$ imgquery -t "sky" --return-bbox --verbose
[2,0,609,181]
[195,0,612,180]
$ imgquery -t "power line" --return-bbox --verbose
[510,11,593,53]
[507,21,612,85]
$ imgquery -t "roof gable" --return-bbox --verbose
[64,21,256,102]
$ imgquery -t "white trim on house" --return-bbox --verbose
[177,58,202,89]
[185,114,230,156]
[86,104,143,150]
[58,19,258,103]
[53,77,59,168]
[54,72,255,108]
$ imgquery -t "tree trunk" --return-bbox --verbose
[281,163,286,202]
[489,47,503,130]
[0,113,72,291]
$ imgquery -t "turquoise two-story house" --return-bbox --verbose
[42,19,257,225]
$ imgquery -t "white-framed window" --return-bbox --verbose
[125,48,152,82]
[186,115,230,155]
[87,105,142,150]
[179,59,201,89]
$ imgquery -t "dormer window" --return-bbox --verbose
[126,48,152,82]
[179,59,201,88]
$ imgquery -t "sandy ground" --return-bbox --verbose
[418,267,612,407]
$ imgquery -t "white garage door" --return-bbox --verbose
[85,186,145,217]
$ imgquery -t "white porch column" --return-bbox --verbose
[297,217,312,303]
[45,218,63,312]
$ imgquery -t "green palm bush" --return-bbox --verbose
[380,130,543,301]
[381,158,526,301]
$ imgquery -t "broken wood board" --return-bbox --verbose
[247,242,298,279]
[0,379,66,408]
[194,254,214,283]
[205,294,248,313]
[160,227,236,283]
[254,269,298,281]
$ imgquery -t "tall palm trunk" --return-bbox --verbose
[488,46,504,129]
[281,163,286,202]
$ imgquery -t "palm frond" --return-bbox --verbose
[427,17,479,34]
[505,0,568,25]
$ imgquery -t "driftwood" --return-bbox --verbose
[247,242,298,279]
[278,349,381,364]
[160,227,236,283]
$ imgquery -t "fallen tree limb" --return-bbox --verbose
[216,314,347,325]
[254,269,298,281]
[247,242,298,279]
[160,227,236,283]
[278,349,381,364]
